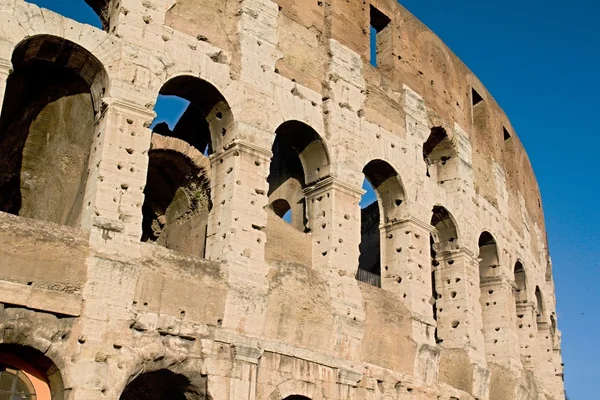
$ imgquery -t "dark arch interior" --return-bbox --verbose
[423,127,456,178]
[358,160,405,286]
[143,76,231,255]
[283,396,311,400]
[267,121,328,230]
[141,149,211,257]
[120,370,207,400]
[431,206,458,244]
[535,286,544,322]
[271,198,291,218]
[0,35,106,227]
[153,76,230,155]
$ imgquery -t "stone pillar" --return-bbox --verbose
[204,140,271,336]
[480,274,522,368]
[516,303,539,369]
[83,98,154,241]
[229,344,263,400]
[537,323,557,395]
[381,218,436,343]
[205,140,271,264]
[303,177,366,360]
[434,247,485,362]
[0,58,10,115]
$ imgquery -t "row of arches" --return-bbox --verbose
[0,34,555,364]
[0,343,315,400]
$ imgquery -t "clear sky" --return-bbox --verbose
[27,1,598,398]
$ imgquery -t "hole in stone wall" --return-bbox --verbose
[369,5,392,68]
[423,127,458,182]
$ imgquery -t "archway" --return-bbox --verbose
[0,35,107,227]
[120,370,208,400]
[284,397,311,400]
[430,206,459,343]
[535,286,544,325]
[478,231,502,360]
[265,121,330,266]
[423,127,458,183]
[142,76,232,255]
[0,344,65,400]
[357,160,406,288]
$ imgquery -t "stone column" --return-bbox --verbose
[204,140,271,264]
[83,98,154,241]
[516,303,539,369]
[380,218,436,343]
[480,274,522,369]
[229,344,263,400]
[433,246,485,362]
[303,177,366,360]
[0,58,10,115]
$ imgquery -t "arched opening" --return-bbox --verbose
[535,286,544,325]
[120,370,208,400]
[0,35,107,228]
[283,396,311,400]
[357,160,406,288]
[265,121,330,266]
[478,231,503,359]
[142,76,232,256]
[84,0,111,30]
[514,261,527,306]
[430,206,459,344]
[0,344,65,400]
[423,127,458,183]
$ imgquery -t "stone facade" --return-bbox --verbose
[0,0,564,399]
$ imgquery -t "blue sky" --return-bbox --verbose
[28,0,598,398]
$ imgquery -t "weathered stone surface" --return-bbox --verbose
[0,0,564,399]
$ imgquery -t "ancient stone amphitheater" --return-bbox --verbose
[0,0,564,399]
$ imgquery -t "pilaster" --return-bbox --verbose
[229,344,263,400]
[517,302,539,370]
[303,177,366,360]
[205,140,272,264]
[83,98,154,241]
[381,217,436,344]
[480,273,522,369]
[434,247,486,363]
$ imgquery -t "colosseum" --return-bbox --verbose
[0,0,564,399]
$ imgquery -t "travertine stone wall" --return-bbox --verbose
[0,0,564,399]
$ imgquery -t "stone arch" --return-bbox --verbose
[0,344,66,400]
[120,369,210,400]
[423,126,459,184]
[429,206,460,342]
[478,231,504,361]
[535,286,545,324]
[514,260,527,305]
[153,74,234,155]
[265,121,330,265]
[0,34,108,227]
[84,0,111,30]
[266,379,324,400]
[357,160,407,286]
[267,121,330,226]
[430,205,459,249]
[141,135,211,257]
